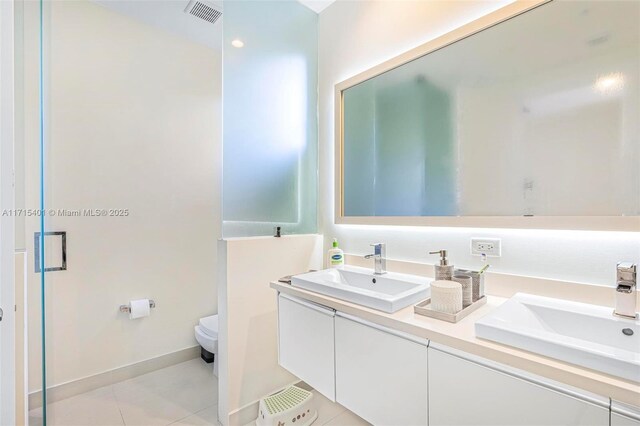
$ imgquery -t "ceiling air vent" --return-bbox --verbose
[184,0,222,25]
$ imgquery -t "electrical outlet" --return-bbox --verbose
[471,238,501,257]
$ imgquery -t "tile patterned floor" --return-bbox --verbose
[306,391,370,426]
[29,359,218,426]
[28,358,368,426]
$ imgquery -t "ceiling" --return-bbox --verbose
[92,0,223,50]
[92,0,334,51]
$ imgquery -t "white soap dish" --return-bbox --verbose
[414,296,487,323]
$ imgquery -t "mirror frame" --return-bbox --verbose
[334,0,639,232]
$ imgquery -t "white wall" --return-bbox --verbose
[318,0,640,286]
[21,0,221,391]
[0,0,17,422]
[217,235,323,425]
[14,252,27,426]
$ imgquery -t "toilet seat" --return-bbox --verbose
[195,325,218,354]
[199,315,218,338]
[195,314,219,376]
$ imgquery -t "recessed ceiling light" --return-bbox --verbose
[231,39,244,48]
[594,72,624,94]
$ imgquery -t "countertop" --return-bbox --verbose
[270,281,640,407]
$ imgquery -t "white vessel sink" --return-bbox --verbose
[291,265,431,313]
[475,293,640,382]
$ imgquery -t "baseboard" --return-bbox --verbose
[228,380,304,426]
[29,345,200,409]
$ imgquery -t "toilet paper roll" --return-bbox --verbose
[129,299,151,319]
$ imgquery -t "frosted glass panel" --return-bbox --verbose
[223,0,318,237]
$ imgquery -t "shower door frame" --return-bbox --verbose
[0,0,16,423]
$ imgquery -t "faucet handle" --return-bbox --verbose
[615,262,638,319]
[617,262,637,285]
[617,262,636,273]
[370,243,385,255]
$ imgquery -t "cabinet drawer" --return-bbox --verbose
[428,346,609,426]
[613,414,640,426]
[277,294,335,401]
[335,314,428,426]
[612,402,640,426]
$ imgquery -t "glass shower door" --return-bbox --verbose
[27,0,222,424]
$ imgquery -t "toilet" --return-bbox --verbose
[195,314,218,376]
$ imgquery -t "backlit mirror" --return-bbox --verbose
[338,0,639,229]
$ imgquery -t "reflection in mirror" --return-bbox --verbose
[342,0,639,217]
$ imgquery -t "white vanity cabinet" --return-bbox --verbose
[276,292,623,426]
[428,344,610,426]
[612,402,640,426]
[277,294,336,401]
[334,313,428,426]
[613,414,640,426]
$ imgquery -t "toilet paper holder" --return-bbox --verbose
[119,300,156,313]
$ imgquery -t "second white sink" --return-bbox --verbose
[291,265,431,313]
[475,293,640,382]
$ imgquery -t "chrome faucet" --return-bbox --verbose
[364,243,387,275]
[614,262,637,319]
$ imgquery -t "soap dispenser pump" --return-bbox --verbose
[429,250,454,281]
